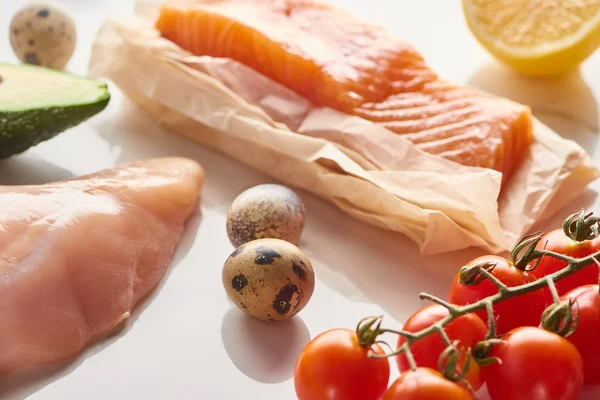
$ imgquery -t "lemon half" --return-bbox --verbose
[463,0,600,76]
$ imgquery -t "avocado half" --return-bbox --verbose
[0,63,110,158]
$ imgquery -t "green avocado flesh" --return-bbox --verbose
[0,63,110,158]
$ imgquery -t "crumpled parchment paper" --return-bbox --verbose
[87,2,600,255]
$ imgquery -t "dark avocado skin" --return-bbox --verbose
[0,65,110,158]
[0,96,109,158]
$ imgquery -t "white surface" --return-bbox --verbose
[1,1,600,399]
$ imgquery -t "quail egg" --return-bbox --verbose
[222,238,315,321]
[226,184,305,248]
[9,3,77,70]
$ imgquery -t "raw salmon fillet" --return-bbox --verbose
[0,157,204,371]
[155,0,533,178]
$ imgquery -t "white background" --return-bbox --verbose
[1,0,600,399]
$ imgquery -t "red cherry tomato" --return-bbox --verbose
[294,328,390,400]
[383,367,473,400]
[448,255,545,334]
[483,326,584,400]
[533,229,600,305]
[396,304,487,390]
[559,284,600,385]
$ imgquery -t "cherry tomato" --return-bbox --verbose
[294,328,390,400]
[396,304,487,390]
[533,229,600,305]
[483,326,584,400]
[383,367,473,400]
[448,255,545,334]
[559,284,600,385]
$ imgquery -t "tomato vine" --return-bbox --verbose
[354,209,600,390]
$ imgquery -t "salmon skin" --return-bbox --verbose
[0,158,204,371]
[155,0,533,179]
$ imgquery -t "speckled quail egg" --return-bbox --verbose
[222,238,315,321]
[226,184,305,248]
[9,3,77,70]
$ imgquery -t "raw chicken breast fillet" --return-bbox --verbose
[0,157,204,371]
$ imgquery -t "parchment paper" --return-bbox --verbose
[87,5,600,255]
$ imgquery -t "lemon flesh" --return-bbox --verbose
[463,0,600,76]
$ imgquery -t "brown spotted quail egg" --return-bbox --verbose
[222,238,315,321]
[226,184,305,248]
[9,3,76,70]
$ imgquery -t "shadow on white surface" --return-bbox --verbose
[467,62,599,153]
[220,307,310,384]
[0,361,86,400]
[0,312,147,400]
[301,190,485,322]
[0,191,202,400]
[0,153,75,185]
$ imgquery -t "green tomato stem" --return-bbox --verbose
[418,293,460,313]
[434,324,453,347]
[377,328,416,340]
[511,231,544,270]
[484,300,497,340]
[403,344,418,371]
[478,267,509,293]
[546,275,561,305]
[562,209,600,242]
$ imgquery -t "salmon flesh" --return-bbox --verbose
[156,0,533,179]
